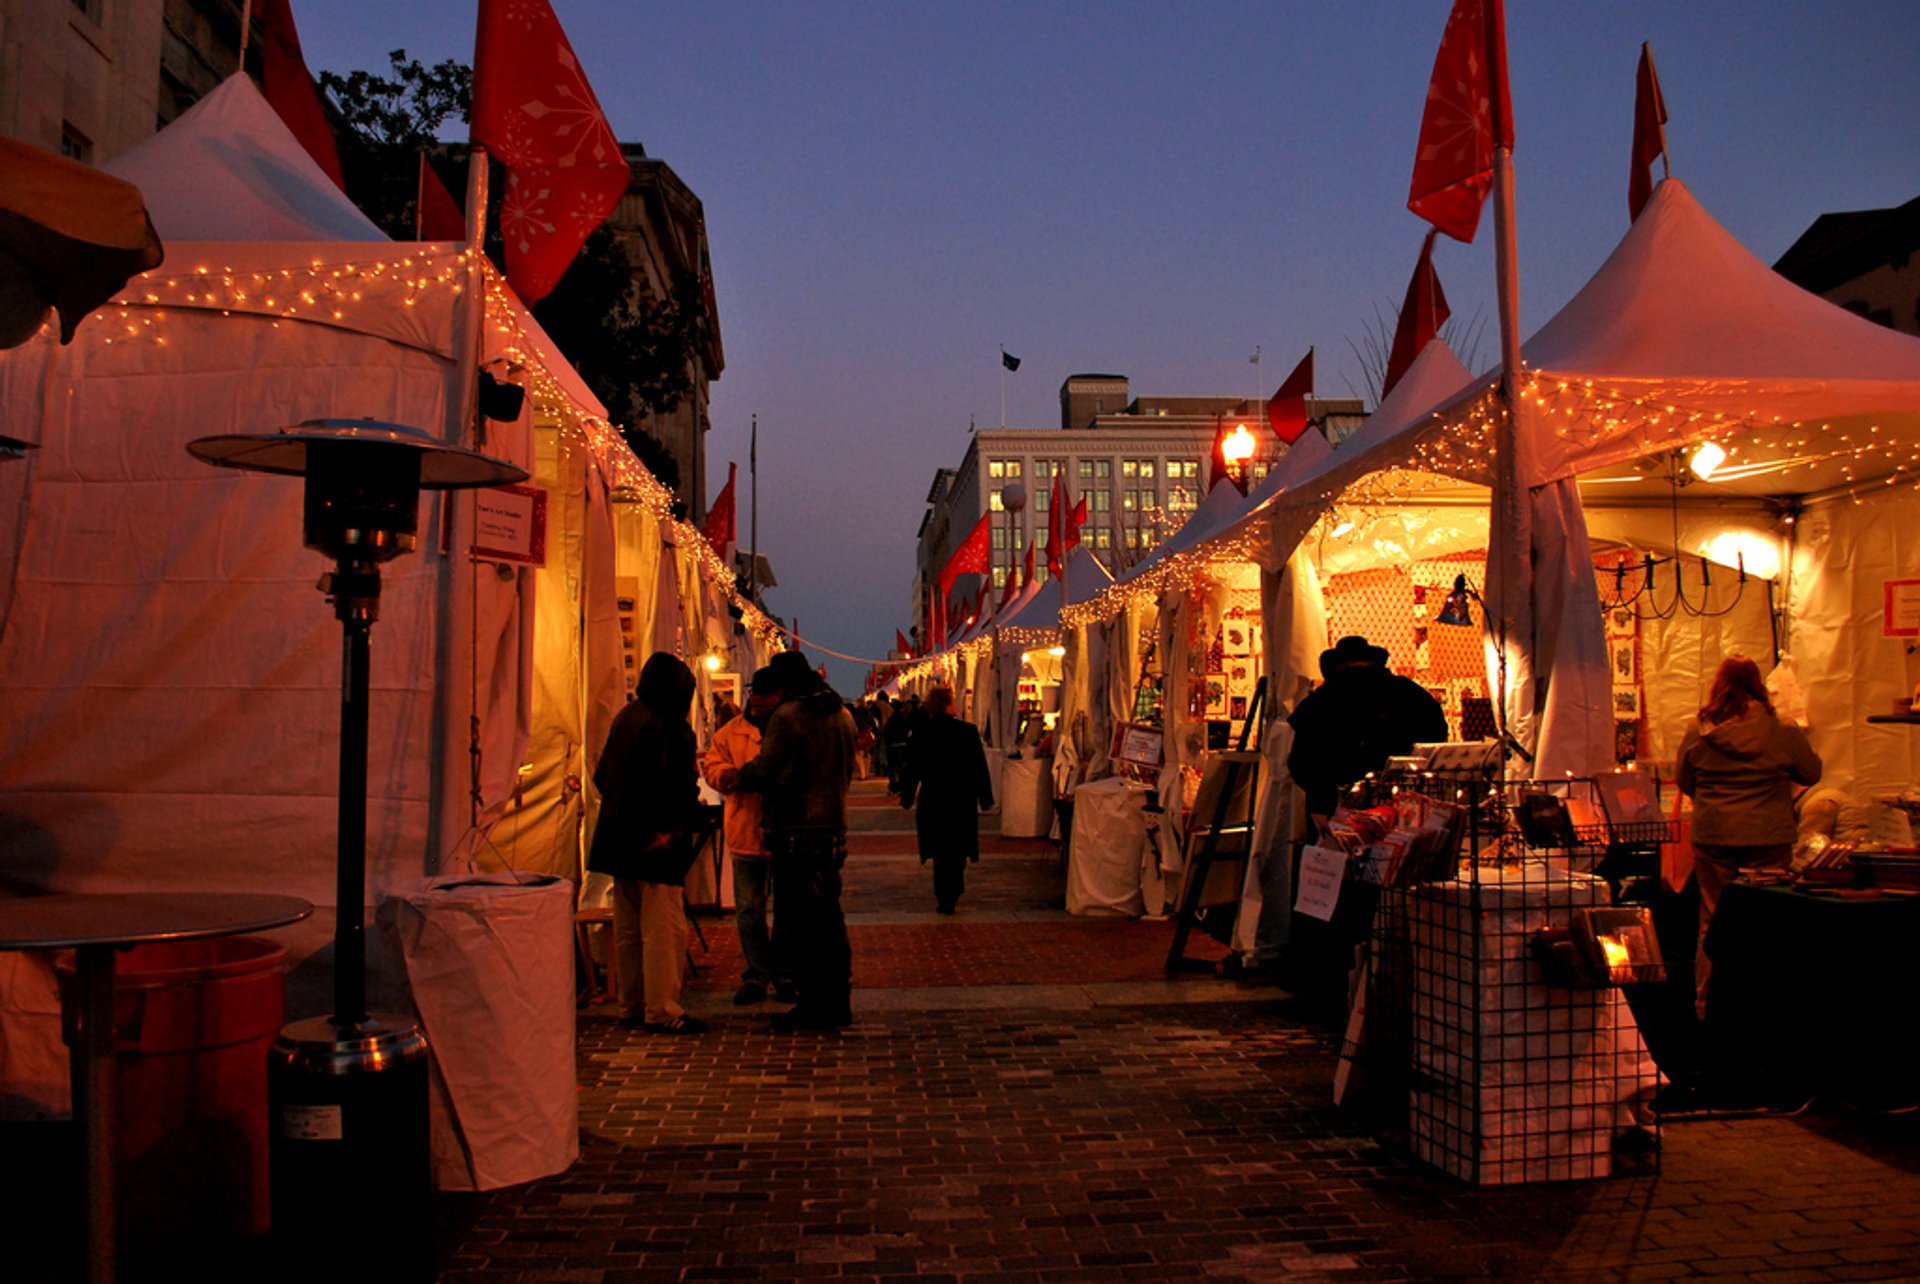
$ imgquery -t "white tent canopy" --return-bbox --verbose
[107,75,388,243]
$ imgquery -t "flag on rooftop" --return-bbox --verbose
[1267,348,1315,445]
[1382,235,1449,399]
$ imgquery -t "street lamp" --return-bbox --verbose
[187,418,526,1274]
[1221,423,1256,482]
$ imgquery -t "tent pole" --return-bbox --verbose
[1486,0,1525,778]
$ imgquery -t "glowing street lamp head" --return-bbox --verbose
[1222,423,1256,464]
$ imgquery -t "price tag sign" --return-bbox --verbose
[1885,579,1920,637]
[1294,844,1347,922]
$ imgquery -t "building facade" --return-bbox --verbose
[912,373,1364,639]
[1775,194,1920,337]
[606,146,725,518]
[0,0,255,164]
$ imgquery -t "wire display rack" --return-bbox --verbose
[1341,771,1666,1184]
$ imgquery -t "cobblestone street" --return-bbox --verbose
[435,782,1920,1282]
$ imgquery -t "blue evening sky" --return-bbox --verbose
[298,1,1920,692]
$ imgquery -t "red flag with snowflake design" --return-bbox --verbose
[1407,0,1513,244]
[472,0,631,303]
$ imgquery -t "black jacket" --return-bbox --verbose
[740,686,857,836]
[586,653,698,882]
[1286,665,1448,815]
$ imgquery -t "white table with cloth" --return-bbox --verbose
[1066,775,1157,916]
[1000,754,1055,838]
[379,872,578,1191]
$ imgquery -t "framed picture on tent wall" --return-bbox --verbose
[1223,617,1254,655]
[1608,638,1638,685]
[1605,605,1638,638]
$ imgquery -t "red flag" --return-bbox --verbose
[472,0,631,303]
[1382,235,1450,399]
[1408,0,1513,244]
[702,462,737,560]
[938,510,992,596]
[895,629,912,659]
[998,558,1020,610]
[416,153,466,240]
[254,0,345,190]
[1266,348,1314,445]
[1065,495,1087,557]
[1628,43,1669,222]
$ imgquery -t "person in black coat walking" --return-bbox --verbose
[898,686,995,914]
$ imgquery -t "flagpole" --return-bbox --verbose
[1486,0,1525,774]
[238,0,253,65]
[748,414,759,607]
[999,345,1007,430]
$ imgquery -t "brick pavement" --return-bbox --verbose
[438,781,1920,1283]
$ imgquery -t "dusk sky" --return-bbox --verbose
[299,1,1920,692]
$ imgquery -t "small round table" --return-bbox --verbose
[0,891,312,1284]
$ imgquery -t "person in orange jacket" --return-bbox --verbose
[706,666,790,1005]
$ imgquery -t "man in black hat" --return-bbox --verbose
[736,650,858,1030]
[1286,635,1448,821]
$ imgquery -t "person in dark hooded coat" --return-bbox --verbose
[898,686,995,914]
[587,651,705,1033]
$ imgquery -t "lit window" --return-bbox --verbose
[1122,489,1138,512]
[992,567,1008,587]
[1140,460,1156,480]
[989,489,1004,512]
[1006,460,1022,478]
[988,461,1005,479]
[1125,529,1139,549]
[1094,490,1111,512]
[1034,488,1050,512]
[1093,528,1112,548]
[1096,460,1112,479]
[992,527,1007,551]
[1078,460,1093,479]
[1122,460,1138,479]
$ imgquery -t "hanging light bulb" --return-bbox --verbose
[1689,441,1727,481]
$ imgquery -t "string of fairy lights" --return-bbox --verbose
[97,250,784,654]
[1054,364,1919,630]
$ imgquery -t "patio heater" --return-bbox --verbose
[187,419,526,1275]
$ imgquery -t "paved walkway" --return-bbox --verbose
[437,781,1920,1283]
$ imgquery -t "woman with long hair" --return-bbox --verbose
[1676,655,1822,1019]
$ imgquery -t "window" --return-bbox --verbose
[1141,528,1158,549]
[992,527,1007,551]
[988,460,1005,480]
[1122,489,1139,513]
[1012,527,1025,549]
[1093,528,1112,549]
[1170,460,1199,480]
[1034,488,1050,513]
[992,567,1008,588]
[1096,460,1111,479]
[1139,460,1156,480]
[989,489,1004,512]
[59,122,92,163]
[1034,459,1059,480]
[988,459,1022,480]
[1169,486,1196,513]
[1249,461,1272,482]
[1078,460,1093,479]
[1124,528,1139,550]
[1093,489,1111,513]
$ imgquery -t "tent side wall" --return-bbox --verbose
[1794,486,1920,798]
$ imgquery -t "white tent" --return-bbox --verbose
[0,77,755,996]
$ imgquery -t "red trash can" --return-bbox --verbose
[57,936,287,1248]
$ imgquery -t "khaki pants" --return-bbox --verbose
[611,876,687,1024]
